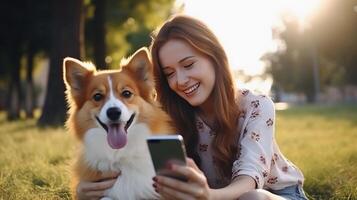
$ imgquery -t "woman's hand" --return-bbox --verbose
[153,158,214,200]
[76,171,120,200]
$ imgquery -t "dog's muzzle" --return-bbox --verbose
[95,108,136,149]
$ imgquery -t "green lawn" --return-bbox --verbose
[275,104,357,200]
[0,114,75,199]
[0,104,356,199]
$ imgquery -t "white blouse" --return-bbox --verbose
[196,89,304,190]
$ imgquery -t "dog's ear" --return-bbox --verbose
[63,57,95,102]
[123,47,156,101]
[125,47,153,84]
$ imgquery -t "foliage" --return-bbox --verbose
[85,0,176,67]
[262,15,319,102]
[1,104,357,199]
[263,0,357,101]
[312,0,357,85]
[106,0,175,67]
[0,0,52,77]
[0,0,176,124]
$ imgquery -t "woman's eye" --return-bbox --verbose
[164,72,174,78]
[122,90,133,98]
[184,62,194,69]
[93,93,103,102]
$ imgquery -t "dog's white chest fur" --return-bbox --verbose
[83,123,159,200]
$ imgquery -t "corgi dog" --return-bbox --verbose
[63,47,174,200]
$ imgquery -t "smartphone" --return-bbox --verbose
[147,135,188,182]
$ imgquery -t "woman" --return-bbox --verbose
[149,15,307,200]
[76,15,308,200]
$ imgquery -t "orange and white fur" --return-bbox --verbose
[63,48,174,199]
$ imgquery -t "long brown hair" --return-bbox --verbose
[150,15,240,178]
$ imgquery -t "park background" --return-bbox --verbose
[0,0,356,199]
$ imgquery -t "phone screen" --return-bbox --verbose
[147,135,188,181]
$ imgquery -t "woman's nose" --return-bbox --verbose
[176,70,189,87]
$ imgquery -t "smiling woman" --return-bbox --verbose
[149,14,308,200]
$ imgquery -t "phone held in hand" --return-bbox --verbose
[147,135,188,182]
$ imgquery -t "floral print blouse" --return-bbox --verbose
[196,89,305,190]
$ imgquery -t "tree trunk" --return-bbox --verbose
[93,0,107,69]
[25,47,35,118]
[38,0,84,126]
[6,50,21,121]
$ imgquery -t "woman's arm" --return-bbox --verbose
[76,171,119,200]
[154,158,256,200]
[210,175,256,199]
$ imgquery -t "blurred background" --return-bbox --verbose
[0,0,356,126]
[0,0,356,199]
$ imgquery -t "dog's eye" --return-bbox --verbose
[122,90,133,98]
[93,93,104,101]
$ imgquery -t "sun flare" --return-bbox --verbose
[176,0,323,92]
[279,0,322,29]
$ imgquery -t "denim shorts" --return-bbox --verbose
[269,184,308,200]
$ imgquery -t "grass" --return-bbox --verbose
[0,115,75,200]
[0,104,356,199]
[275,104,357,200]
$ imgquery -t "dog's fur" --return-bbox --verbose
[63,48,174,199]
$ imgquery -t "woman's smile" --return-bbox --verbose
[183,82,200,96]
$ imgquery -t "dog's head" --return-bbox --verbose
[63,47,156,149]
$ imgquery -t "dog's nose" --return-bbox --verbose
[107,107,121,121]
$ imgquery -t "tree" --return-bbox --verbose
[0,0,52,119]
[263,16,318,102]
[0,0,176,124]
[104,0,176,67]
[311,0,357,85]
[263,0,357,102]
[24,46,35,118]
[0,0,26,120]
[24,0,52,118]
[38,0,84,126]
[38,0,176,126]
[93,0,107,69]
[85,0,176,68]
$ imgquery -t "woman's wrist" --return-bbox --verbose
[208,188,218,200]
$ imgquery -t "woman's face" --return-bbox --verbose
[158,39,216,107]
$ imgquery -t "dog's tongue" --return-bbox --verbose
[107,123,127,149]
